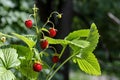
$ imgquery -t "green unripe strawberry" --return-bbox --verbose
[57,14,62,19]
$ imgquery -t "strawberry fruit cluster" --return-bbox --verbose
[24,6,61,72]
[0,3,101,80]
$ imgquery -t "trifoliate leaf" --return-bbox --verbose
[71,23,101,75]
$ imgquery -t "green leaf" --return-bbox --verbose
[65,29,90,54]
[71,23,101,75]
[65,29,90,41]
[0,48,20,69]
[72,23,100,58]
[83,23,100,53]
[73,52,101,75]
[0,67,15,80]
[24,35,37,42]
[45,36,68,45]
[19,60,38,80]
[12,33,35,48]
[69,40,89,48]
[10,45,33,60]
[68,40,89,55]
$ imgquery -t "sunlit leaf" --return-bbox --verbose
[0,67,15,80]
[65,29,90,41]
[71,23,101,75]
[45,36,68,45]
[0,48,20,69]
[73,52,101,75]
[82,23,100,53]
[12,33,35,48]
[69,40,89,48]
[23,35,37,42]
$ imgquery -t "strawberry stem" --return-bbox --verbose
[46,45,67,80]
[48,46,57,54]
[42,11,60,28]
[47,50,80,80]
[33,4,39,34]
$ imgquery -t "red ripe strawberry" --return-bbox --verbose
[40,39,49,49]
[25,19,33,28]
[33,62,42,72]
[49,28,57,37]
[52,56,59,63]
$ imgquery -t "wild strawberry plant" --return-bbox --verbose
[0,4,101,80]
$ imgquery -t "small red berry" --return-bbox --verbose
[40,39,49,49]
[52,56,59,63]
[33,62,42,72]
[25,19,33,28]
[49,28,57,37]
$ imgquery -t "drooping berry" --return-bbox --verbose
[40,39,49,49]
[25,19,33,28]
[33,62,42,72]
[49,28,57,37]
[52,56,59,63]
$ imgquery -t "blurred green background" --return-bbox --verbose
[0,0,120,80]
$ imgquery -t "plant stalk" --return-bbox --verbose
[47,51,77,80]
[46,45,67,80]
